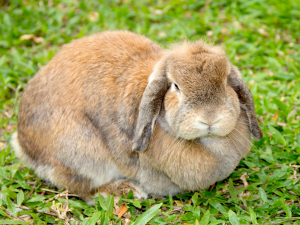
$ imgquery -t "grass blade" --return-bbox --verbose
[85,211,102,225]
[131,203,163,225]
[228,210,240,225]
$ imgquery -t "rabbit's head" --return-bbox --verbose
[133,40,263,152]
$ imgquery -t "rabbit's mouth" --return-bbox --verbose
[196,136,224,148]
[194,133,219,142]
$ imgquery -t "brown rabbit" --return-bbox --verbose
[12,31,262,204]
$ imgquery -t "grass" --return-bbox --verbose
[1,0,300,224]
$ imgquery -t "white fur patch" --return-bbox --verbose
[170,83,177,92]
[11,132,55,182]
[90,163,122,188]
[148,71,156,83]
[200,137,231,156]
[11,132,23,158]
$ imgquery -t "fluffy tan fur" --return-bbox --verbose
[12,31,262,203]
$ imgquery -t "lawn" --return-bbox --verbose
[1,0,300,224]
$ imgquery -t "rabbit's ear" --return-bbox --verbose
[228,66,263,140]
[133,57,169,152]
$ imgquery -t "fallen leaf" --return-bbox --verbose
[175,200,183,207]
[19,214,32,221]
[286,200,294,205]
[118,205,128,218]
[233,21,241,28]
[271,109,279,122]
[277,122,286,127]
[113,204,120,216]
[218,14,227,20]
[185,11,192,18]
[88,12,99,21]
[221,27,228,34]
[206,30,213,37]
[287,109,297,120]
[275,34,281,41]
[153,9,163,15]
[259,116,264,123]
[240,172,248,187]
[258,28,269,37]
[158,32,167,38]
[3,111,12,118]
[124,218,131,225]
[287,191,297,196]
[263,69,274,76]
[20,34,35,40]
[20,34,45,44]
[239,191,250,197]
[124,211,131,219]
[249,80,255,85]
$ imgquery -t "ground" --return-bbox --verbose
[0,0,300,224]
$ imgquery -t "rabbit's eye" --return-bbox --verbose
[171,83,181,94]
[173,83,180,91]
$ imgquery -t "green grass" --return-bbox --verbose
[1,0,300,224]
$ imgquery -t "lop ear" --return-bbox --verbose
[228,66,263,140]
[132,57,169,152]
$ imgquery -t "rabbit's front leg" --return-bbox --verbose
[84,179,148,205]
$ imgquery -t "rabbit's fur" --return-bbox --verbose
[12,31,262,203]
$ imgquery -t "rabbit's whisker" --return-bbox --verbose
[227,133,243,157]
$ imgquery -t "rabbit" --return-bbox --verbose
[11,30,263,204]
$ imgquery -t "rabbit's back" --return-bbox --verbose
[17,31,164,179]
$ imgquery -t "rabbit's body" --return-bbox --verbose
[12,31,262,203]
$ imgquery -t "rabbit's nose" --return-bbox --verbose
[197,118,222,127]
